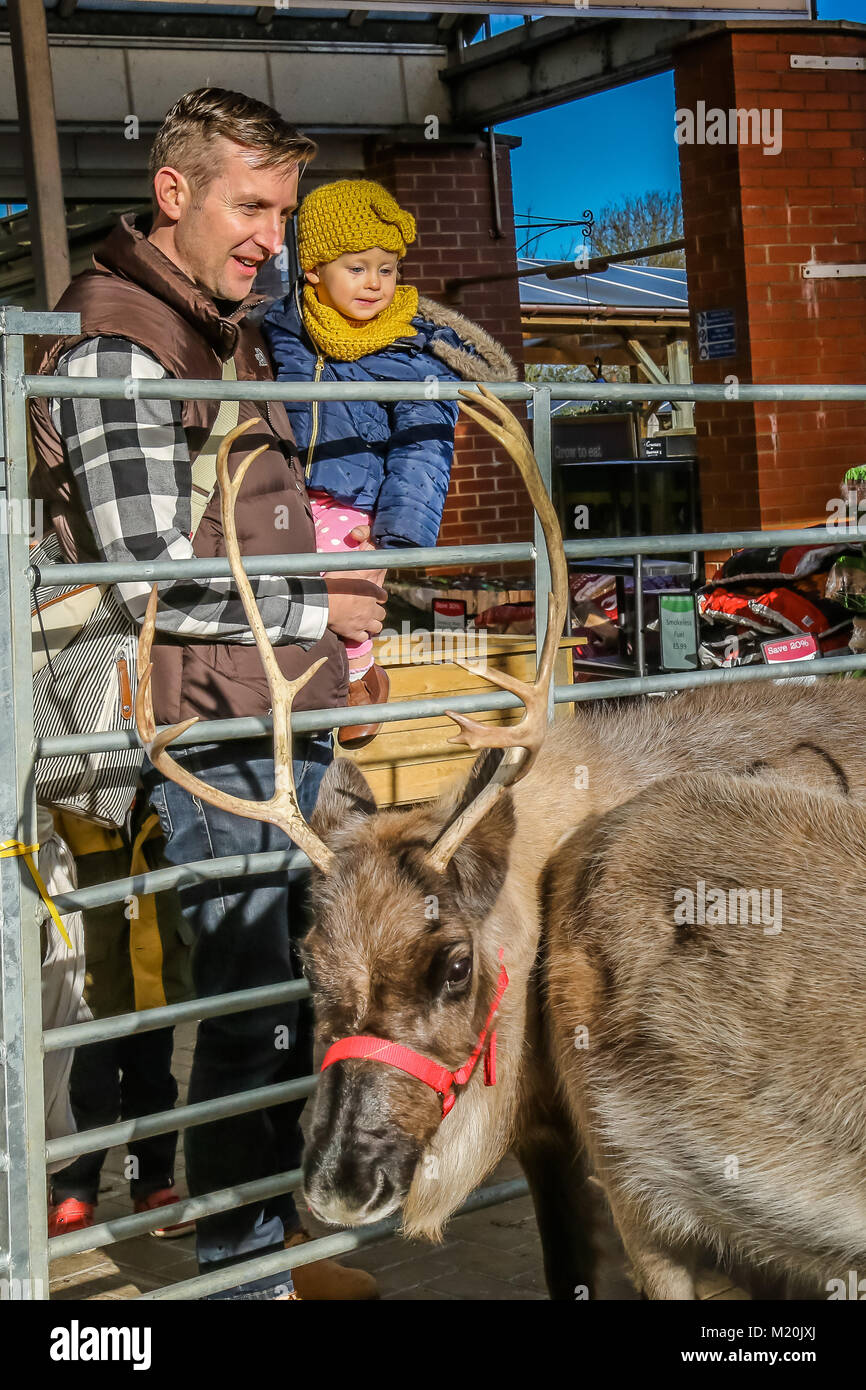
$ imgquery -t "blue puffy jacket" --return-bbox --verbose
[262,281,517,550]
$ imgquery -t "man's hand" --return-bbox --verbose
[343,526,387,589]
[324,577,387,644]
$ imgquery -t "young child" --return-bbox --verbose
[262,179,517,747]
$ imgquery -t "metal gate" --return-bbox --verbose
[3,304,866,1299]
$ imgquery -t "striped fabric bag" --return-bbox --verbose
[31,530,143,828]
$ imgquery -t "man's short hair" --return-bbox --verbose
[148,87,317,207]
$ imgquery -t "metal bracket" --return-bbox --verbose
[0,310,81,337]
[801,264,866,279]
[790,55,865,71]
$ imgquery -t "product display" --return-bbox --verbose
[697,532,862,668]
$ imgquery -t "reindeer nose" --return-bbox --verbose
[303,1127,418,1226]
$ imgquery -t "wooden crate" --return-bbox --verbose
[340,635,585,807]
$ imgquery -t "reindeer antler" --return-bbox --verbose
[424,384,568,873]
[135,416,336,873]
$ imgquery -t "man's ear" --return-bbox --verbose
[152,166,188,224]
[312,756,378,840]
[441,751,515,922]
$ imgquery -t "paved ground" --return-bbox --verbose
[48,1023,744,1302]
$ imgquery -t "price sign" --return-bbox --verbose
[761,633,820,663]
[660,595,698,671]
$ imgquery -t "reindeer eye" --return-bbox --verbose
[445,956,472,990]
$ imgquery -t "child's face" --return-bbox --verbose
[306,248,399,320]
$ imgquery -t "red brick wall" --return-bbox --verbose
[675,33,761,534]
[675,26,866,532]
[363,137,532,550]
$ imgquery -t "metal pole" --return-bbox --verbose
[632,551,646,678]
[44,978,311,1054]
[0,309,49,1300]
[45,1074,317,1166]
[140,1177,530,1301]
[6,1,71,308]
[25,375,866,404]
[50,1167,305,1259]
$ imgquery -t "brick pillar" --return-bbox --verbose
[363,136,532,547]
[675,25,866,533]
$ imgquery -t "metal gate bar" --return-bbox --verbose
[46,1075,318,1166]
[51,1167,305,1258]
[4,304,866,1300]
[24,372,866,404]
[139,1177,531,1301]
[44,979,310,1054]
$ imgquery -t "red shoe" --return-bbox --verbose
[48,1197,95,1239]
[133,1188,195,1240]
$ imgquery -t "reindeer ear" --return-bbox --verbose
[312,756,378,839]
[443,751,515,920]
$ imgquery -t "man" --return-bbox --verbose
[29,88,385,1300]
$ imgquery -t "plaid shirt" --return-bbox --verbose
[50,337,328,647]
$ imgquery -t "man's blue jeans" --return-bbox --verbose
[141,733,332,1297]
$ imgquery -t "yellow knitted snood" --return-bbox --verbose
[302,283,420,363]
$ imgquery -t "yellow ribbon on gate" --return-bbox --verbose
[0,838,73,951]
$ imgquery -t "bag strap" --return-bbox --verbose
[188,356,241,540]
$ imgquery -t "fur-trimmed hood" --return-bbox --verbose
[413,295,518,384]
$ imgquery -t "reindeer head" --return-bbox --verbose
[136,384,567,1233]
[299,750,516,1225]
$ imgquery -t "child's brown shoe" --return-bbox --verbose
[338,664,390,750]
[285,1229,379,1300]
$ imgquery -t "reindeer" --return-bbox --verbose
[543,770,866,1299]
[136,385,866,1300]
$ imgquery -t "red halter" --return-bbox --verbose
[319,954,509,1119]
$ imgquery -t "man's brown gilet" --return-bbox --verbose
[29,214,348,728]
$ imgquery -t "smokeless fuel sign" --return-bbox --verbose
[696,309,737,361]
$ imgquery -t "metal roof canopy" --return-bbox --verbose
[5,0,825,306]
[0,2,474,46]
[88,0,812,15]
[519,258,688,313]
[519,258,691,404]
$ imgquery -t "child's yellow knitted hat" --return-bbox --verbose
[297,179,416,271]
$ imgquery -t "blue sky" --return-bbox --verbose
[498,0,866,257]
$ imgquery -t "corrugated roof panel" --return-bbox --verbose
[519,257,688,311]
